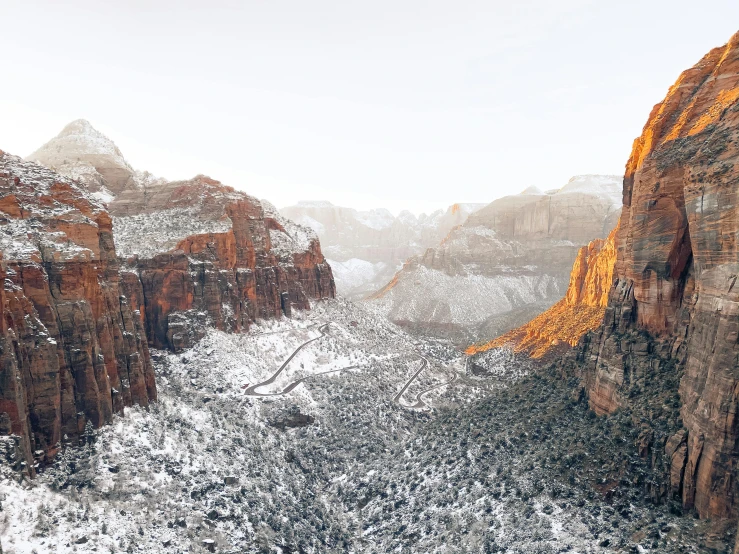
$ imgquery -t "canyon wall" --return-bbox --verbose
[568,32,739,520]
[1,126,335,470]
[0,152,156,473]
[111,176,335,351]
[467,226,616,359]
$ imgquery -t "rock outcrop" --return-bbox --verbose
[368,176,622,342]
[110,176,335,350]
[0,151,156,472]
[26,119,139,198]
[564,32,739,521]
[280,201,485,299]
[467,226,616,358]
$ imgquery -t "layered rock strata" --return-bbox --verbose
[0,151,156,472]
[110,176,335,351]
[2,122,336,469]
[566,32,739,521]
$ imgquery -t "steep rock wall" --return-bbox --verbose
[467,226,616,358]
[110,177,335,350]
[0,152,156,472]
[572,32,739,520]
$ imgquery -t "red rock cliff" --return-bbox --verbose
[109,176,335,350]
[0,151,156,472]
[573,32,739,520]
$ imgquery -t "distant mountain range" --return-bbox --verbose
[280,200,485,298]
[367,175,623,343]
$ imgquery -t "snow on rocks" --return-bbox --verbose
[0,152,107,262]
[112,207,233,259]
[26,119,136,195]
[262,200,318,261]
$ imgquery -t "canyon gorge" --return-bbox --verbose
[280,200,484,299]
[368,174,622,343]
[0,26,738,554]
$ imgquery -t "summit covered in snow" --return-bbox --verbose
[26,119,141,199]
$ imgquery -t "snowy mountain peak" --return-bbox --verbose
[60,118,101,136]
[397,210,418,225]
[42,119,130,163]
[296,200,335,208]
[556,174,622,206]
[26,119,135,196]
[520,185,543,195]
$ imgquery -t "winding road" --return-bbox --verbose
[392,357,428,404]
[243,321,460,405]
[245,323,359,397]
[393,356,460,409]
[403,371,459,409]
[246,366,358,397]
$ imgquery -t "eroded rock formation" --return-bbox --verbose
[566,32,739,521]
[467,226,616,358]
[369,175,622,342]
[0,151,156,472]
[110,176,335,350]
[1,123,336,470]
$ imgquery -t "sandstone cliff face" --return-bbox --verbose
[570,33,739,520]
[280,201,485,298]
[0,151,156,472]
[110,177,335,350]
[368,176,622,342]
[467,226,616,358]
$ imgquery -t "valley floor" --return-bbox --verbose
[0,300,731,553]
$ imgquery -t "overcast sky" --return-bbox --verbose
[2,1,738,214]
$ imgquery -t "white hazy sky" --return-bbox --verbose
[2,1,738,215]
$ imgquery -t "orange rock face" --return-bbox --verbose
[466,227,617,358]
[0,151,155,472]
[572,32,739,520]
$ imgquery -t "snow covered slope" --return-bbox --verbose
[0,299,706,553]
[368,175,623,343]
